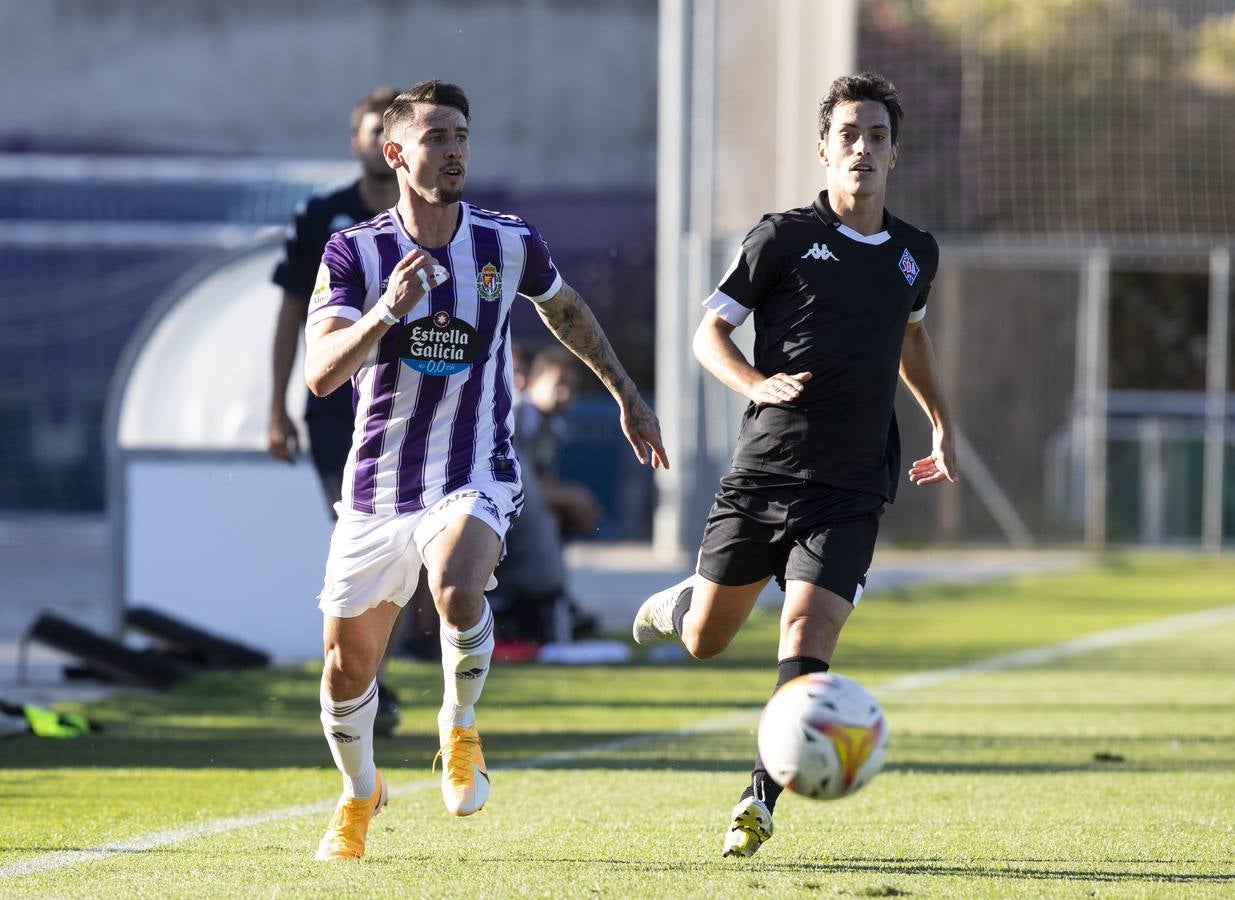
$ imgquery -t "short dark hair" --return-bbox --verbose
[818,72,904,144]
[384,80,471,138]
[350,86,399,135]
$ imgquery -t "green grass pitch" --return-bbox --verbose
[1,553,1233,897]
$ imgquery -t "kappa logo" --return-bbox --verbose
[899,249,920,285]
[457,667,487,680]
[801,242,840,262]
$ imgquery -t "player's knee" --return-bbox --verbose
[782,607,847,645]
[433,582,484,630]
[322,647,376,699]
[681,624,732,660]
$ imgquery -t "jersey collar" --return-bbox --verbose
[390,201,471,250]
[812,191,892,246]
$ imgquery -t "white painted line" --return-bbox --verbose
[0,801,337,879]
[874,602,1235,695]
[4,601,1234,880]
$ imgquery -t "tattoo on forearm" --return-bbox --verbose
[538,285,631,398]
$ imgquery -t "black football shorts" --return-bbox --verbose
[306,412,354,512]
[695,468,884,603]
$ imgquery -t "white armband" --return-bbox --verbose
[702,289,752,326]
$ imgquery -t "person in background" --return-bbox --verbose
[487,344,596,653]
[266,86,412,735]
[515,345,601,537]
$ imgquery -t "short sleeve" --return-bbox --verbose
[907,235,940,324]
[907,284,930,323]
[306,233,366,329]
[703,217,779,326]
[271,200,317,300]
[518,222,562,302]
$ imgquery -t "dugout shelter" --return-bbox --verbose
[105,239,332,660]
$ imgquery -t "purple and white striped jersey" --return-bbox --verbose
[306,202,562,515]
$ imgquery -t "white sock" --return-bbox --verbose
[320,679,378,798]
[438,600,495,740]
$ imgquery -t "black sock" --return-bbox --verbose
[669,585,693,637]
[742,656,830,813]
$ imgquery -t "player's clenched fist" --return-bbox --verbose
[382,249,450,318]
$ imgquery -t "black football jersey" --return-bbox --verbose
[272,181,376,420]
[708,191,938,501]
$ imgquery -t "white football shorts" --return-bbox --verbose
[317,480,522,619]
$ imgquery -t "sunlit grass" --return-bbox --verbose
[2,552,1232,897]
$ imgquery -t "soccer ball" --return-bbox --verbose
[757,671,888,800]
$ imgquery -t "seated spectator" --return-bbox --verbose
[516,346,601,536]
[487,345,597,651]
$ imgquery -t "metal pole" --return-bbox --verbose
[775,0,856,210]
[652,0,716,562]
[1139,417,1165,544]
[653,0,690,561]
[774,0,804,213]
[686,0,717,346]
[682,0,718,553]
[1080,251,1110,548]
[1202,246,1231,552]
[932,263,962,541]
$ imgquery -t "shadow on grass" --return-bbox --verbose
[462,854,1235,885]
[2,721,1230,775]
[749,859,1235,885]
[0,728,747,771]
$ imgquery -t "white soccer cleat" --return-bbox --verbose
[631,577,692,645]
[722,796,773,858]
[435,725,490,816]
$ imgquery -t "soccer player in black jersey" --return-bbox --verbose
[269,87,400,504]
[633,72,957,858]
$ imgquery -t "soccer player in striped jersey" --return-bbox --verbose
[305,80,668,861]
[268,86,410,738]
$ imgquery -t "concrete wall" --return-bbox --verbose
[0,0,657,189]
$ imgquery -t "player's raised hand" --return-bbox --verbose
[382,249,450,318]
[908,429,957,486]
[619,394,670,470]
[750,371,811,406]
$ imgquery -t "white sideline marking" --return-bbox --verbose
[4,602,1234,880]
[873,602,1235,695]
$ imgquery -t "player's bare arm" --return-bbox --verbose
[268,292,307,461]
[693,310,811,406]
[534,282,669,469]
[899,319,957,485]
[304,249,441,397]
